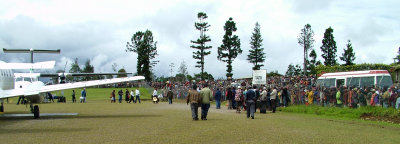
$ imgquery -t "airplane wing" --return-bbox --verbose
[0,76,145,99]
[0,61,56,69]
[38,76,144,93]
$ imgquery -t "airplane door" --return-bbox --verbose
[336,79,345,88]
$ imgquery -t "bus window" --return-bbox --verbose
[376,76,393,88]
[336,79,345,87]
[360,76,374,88]
[316,79,323,87]
[346,77,360,88]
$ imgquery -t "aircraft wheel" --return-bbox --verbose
[33,105,40,119]
[0,105,4,112]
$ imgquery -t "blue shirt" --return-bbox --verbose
[81,90,86,97]
[215,90,221,100]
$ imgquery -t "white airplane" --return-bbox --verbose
[0,49,145,119]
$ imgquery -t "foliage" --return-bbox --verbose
[247,22,265,70]
[186,74,195,82]
[178,60,188,76]
[267,70,282,77]
[285,64,303,76]
[117,68,128,78]
[68,58,81,82]
[194,72,214,81]
[217,17,242,78]
[320,26,338,66]
[126,30,158,81]
[308,49,321,76]
[81,59,95,81]
[315,63,393,76]
[298,24,315,75]
[190,12,212,80]
[340,40,356,66]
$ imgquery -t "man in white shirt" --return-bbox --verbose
[135,88,141,103]
[270,87,277,113]
[129,90,135,103]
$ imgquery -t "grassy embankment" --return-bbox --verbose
[279,105,400,123]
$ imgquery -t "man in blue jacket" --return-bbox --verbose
[245,85,257,119]
[214,88,222,109]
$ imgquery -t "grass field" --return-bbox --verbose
[1,89,400,144]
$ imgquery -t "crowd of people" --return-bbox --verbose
[153,76,400,112]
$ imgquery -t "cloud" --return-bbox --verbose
[1,0,399,79]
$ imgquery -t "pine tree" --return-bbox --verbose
[126,30,158,81]
[308,49,320,75]
[298,24,315,76]
[81,59,94,81]
[247,22,265,70]
[217,17,242,78]
[340,40,356,66]
[320,27,337,66]
[68,58,81,82]
[285,64,295,76]
[190,12,212,80]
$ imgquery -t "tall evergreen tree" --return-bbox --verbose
[68,58,81,82]
[217,17,242,78]
[320,27,337,66]
[285,64,295,76]
[247,22,265,70]
[81,59,94,81]
[308,49,320,75]
[190,12,212,80]
[297,24,315,76]
[340,40,356,66]
[126,30,158,81]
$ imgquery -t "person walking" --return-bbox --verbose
[125,89,130,103]
[245,85,257,119]
[81,88,87,103]
[110,90,116,103]
[167,88,174,104]
[129,89,135,103]
[135,88,141,103]
[214,88,222,109]
[270,87,277,113]
[118,89,123,103]
[336,87,342,107]
[187,84,201,120]
[260,87,267,114]
[227,87,233,109]
[72,90,76,103]
[235,86,243,113]
[200,83,212,120]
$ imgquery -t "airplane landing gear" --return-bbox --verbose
[0,102,4,112]
[30,104,40,119]
[33,105,39,119]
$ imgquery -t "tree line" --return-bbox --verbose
[125,12,362,82]
[286,24,356,77]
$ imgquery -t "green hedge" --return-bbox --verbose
[315,63,394,75]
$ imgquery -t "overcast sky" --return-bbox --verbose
[0,0,399,79]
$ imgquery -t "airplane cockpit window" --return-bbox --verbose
[15,77,22,81]
[24,78,32,82]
